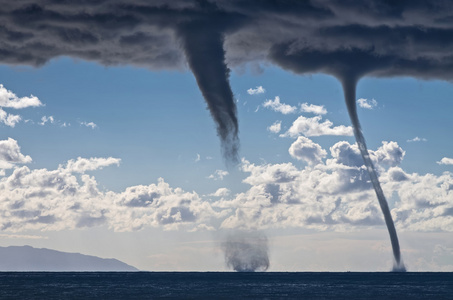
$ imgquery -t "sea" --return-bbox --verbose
[0,272,452,299]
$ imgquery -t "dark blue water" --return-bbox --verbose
[0,272,451,299]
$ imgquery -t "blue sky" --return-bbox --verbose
[2,58,452,186]
[0,57,453,271]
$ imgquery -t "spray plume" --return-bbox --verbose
[222,231,269,272]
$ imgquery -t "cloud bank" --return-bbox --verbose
[0,138,451,233]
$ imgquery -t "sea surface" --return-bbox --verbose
[0,272,452,299]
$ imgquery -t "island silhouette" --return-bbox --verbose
[0,245,138,271]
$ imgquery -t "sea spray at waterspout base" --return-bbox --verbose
[222,231,269,272]
[342,78,405,272]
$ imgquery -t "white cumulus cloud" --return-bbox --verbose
[209,188,231,197]
[80,121,97,129]
[263,96,297,114]
[39,116,54,126]
[438,157,453,165]
[281,115,353,138]
[267,121,282,133]
[0,109,21,127]
[329,140,405,169]
[63,157,121,173]
[373,141,406,168]
[0,84,43,109]
[247,86,265,95]
[289,136,327,166]
[357,98,378,109]
[0,84,44,127]
[300,103,327,115]
[0,138,32,170]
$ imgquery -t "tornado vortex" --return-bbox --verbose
[342,78,405,272]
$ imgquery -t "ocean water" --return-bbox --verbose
[0,272,452,299]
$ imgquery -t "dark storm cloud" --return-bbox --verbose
[1,0,453,164]
[2,1,453,74]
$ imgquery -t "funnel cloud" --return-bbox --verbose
[343,78,405,271]
[177,23,239,163]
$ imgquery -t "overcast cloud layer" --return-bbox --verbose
[2,1,453,77]
[2,1,453,161]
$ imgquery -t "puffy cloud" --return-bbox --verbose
[267,121,281,133]
[263,96,297,114]
[0,138,32,171]
[438,158,453,165]
[39,116,54,126]
[0,109,21,127]
[80,121,97,129]
[241,159,299,186]
[329,141,363,167]
[330,140,405,169]
[0,84,43,127]
[208,170,229,181]
[247,86,265,95]
[0,84,43,109]
[281,115,353,138]
[209,188,230,197]
[288,136,327,165]
[300,103,327,115]
[372,141,405,168]
[387,167,410,182]
[357,98,378,109]
[64,157,121,173]
[407,136,427,142]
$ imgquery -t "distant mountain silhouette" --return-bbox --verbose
[0,245,138,271]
